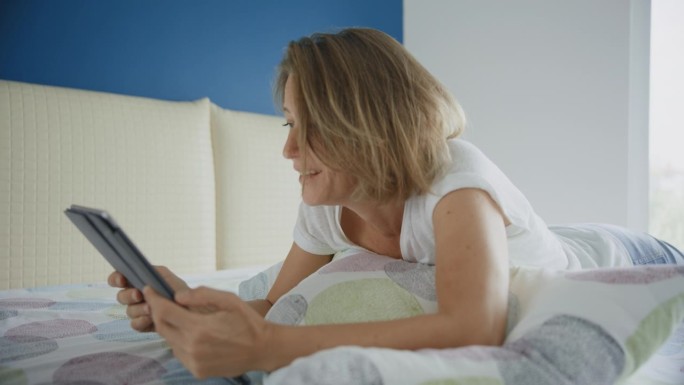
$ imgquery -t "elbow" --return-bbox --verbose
[439,312,507,348]
[473,312,508,347]
[460,325,506,347]
[481,326,506,347]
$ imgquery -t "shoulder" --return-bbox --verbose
[432,188,508,227]
[422,139,505,208]
[403,139,501,231]
[444,138,497,174]
[407,138,530,227]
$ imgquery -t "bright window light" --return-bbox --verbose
[649,0,684,249]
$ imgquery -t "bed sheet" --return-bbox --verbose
[0,266,266,385]
[3,259,684,385]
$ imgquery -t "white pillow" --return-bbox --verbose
[506,266,684,385]
[265,252,438,326]
[239,252,684,385]
[627,322,684,385]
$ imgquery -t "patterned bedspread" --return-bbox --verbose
[0,267,265,384]
[3,258,684,385]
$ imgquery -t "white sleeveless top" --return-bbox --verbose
[293,139,627,269]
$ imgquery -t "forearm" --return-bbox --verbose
[247,299,272,318]
[259,312,506,372]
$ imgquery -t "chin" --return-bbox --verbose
[301,191,335,207]
[302,196,325,206]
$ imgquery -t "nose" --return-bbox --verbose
[282,127,299,159]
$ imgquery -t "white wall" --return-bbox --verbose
[404,0,650,230]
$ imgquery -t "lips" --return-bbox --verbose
[294,164,321,176]
[297,169,321,184]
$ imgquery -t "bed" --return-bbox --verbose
[0,267,262,384]
[2,252,684,385]
[1,81,683,384]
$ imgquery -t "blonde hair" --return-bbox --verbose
[274,28,466,202]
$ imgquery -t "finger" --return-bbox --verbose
[144,287,192,349]
[154,265,190,292]
[125,302,150,319]
[108,271,129,288]
[175,286,240,310]
[116,288,144,305]
[130,315,155,332]
[144,286,196,329]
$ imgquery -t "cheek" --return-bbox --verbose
[332,173,357,195]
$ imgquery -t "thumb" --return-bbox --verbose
[175,286,240,310]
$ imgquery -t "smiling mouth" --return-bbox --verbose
[298,170,321,183]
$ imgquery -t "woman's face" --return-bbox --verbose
[282,76,357,206]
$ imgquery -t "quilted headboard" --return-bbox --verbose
[0,80,217,289]
[211,106,300,270]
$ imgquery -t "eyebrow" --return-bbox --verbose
[283,107,290,113]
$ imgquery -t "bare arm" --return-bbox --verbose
[144,188,510,377]
[113,243,331,324]
[247,243,333,317]
[246,300,273,317]
[258,188,510,370]
[267,243,333,304]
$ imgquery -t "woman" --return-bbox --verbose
[109,28,683,380]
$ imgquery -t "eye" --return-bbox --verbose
[282,122,294,128]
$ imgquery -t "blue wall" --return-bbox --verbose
[0,0,402,115]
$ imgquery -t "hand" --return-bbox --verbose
[108,266,189,332]
[144,286,272,379]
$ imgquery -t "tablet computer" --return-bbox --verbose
[64,204,175,301]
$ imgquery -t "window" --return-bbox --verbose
[649,0,684,250]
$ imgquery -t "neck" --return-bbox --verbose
[343,199,405,237]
